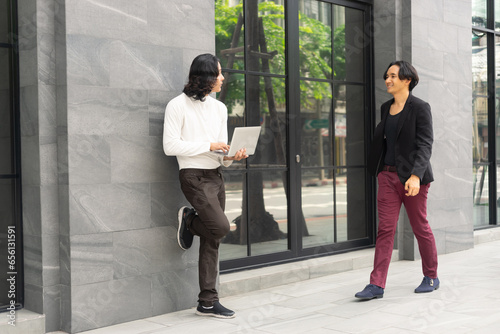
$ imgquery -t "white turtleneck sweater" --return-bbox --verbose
[163,93,232,170]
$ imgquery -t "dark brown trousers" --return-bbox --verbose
[179,167,230,306]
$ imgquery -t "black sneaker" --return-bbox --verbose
[196,301,235,319]
[177,206,195,250]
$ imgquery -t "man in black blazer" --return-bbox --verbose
[355,61,439,300]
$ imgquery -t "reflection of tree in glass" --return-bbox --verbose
[215,0,343,244]
[215,0,345,113]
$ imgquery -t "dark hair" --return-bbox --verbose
[183,54,220,101]
[383,60,419,91]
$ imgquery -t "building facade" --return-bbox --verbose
[0,0,482,333]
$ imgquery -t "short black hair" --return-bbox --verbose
[383,60,419,91]
[183,53,220,101]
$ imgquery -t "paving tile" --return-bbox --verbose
[142,317,239,334]
[469,313,500,333]
[323,311,410,333]
[256,313,345,334]
[77,320,164,334]
[144,310,197,327]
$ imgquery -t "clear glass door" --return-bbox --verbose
[216,0,373,270]
[298,3,368,250]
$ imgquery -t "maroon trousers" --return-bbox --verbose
[179,167,230,306]
[370,171,438,289]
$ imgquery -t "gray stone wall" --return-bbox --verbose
[18,0,61,332]
[373,0,474,260]
[63,0,216,332]
[20,0,215,332]
[413,0,474,255]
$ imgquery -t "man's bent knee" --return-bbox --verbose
[212,221,230,239]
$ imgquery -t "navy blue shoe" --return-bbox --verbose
[415,276,440,293]
[355,284,384,300]
[177,206,195,250]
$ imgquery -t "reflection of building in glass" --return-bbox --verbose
[471,1,500,227]
[472,34,488,161]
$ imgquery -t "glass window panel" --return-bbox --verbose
[341,167,367,241]
[496,36,500,225]
[220,170,246,261]
[0,47,12,175]
[0,47,9,90]
[253,0,285,75]
[0,0,9,44]
[473,165,489,226]
[218,72,245,119]
[245,75,287,167]
[473,96,488,162]
[497,0,500,31]
[300,80,332,167]
[216,0,245,71]
[301,168,334,248]
[472,96,488,226]
[497,36,500,92]
[472,0,487,28]
[472,32,487,97]
[473,32,488,163]
[335,167,347,242]
[221,170,289,259]
[248,170,288,256]
[336,85,365,166]
[497,95,500,160]
[299,0,332,79]
[497,165,500,225]
[334,6,364,82]
[0,178,15,306]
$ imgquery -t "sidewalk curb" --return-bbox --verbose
[219,248,398,298]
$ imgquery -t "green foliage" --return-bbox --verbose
[215,0,345,114]
[215,0,244,71]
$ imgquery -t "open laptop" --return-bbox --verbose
[216,126,261,156]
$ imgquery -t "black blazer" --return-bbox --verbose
[368,93,434,185]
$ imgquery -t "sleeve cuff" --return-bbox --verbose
[220,156,233,167]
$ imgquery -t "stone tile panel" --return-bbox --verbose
[71,276,151,332]
[70,233,114,285]
[68,183,151,235]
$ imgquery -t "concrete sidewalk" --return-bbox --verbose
[75,235,500,334]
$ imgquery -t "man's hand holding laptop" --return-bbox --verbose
[223,147,248,161]
[210,142,248,161]
[210,126,261,161]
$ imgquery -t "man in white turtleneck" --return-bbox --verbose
[163,54,247,319]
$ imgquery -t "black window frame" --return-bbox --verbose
[0,0,24,312]
[218,0,375,273]
[472,0,499,228]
